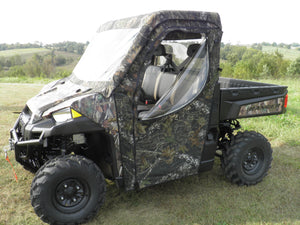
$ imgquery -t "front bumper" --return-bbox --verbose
[7,109,104,154]
[6,113,48,170]
[6,107,105,172]
[10,116,45,150]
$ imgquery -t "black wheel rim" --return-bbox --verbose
[54,178,90,213]
[242,147,264,175]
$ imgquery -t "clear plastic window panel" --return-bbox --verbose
[73,28,139,82]
[140,39,209,120]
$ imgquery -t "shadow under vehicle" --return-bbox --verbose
[5,11,288,225]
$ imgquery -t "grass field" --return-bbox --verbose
[0,76,57,84]
[0,48,50,59]
[0,79,299,225]
[262,46,300,60]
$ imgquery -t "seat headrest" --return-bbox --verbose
[187,44,201,57]
[153,44,166,56]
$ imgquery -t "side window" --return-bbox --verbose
[139,38,208,120]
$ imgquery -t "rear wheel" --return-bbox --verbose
[31,155,106,225]
[222,131,273,185]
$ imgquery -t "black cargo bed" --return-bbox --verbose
[219,77,288,120]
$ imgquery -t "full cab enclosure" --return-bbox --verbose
[5,11,287,225]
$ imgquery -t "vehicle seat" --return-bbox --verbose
[153,44,177,73]
[138,45,178,112]
[177,44,201,72]
[141,65,177,101]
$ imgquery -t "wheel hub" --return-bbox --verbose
[242,148,263,175]
[56,179,85,207]
[243,152,258,170]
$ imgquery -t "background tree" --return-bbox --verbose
[287,57,300,77]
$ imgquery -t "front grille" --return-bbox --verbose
[31,132,42,140]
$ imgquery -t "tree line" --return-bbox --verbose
[44,41,88,55]
[0,42,42,51]
[250,42,300,51]
[220,44,300,79]
[0,42,299,80]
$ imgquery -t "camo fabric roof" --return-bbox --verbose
[71,10,222,97]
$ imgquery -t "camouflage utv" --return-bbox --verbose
[5,11,288,225]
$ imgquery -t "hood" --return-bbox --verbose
[26,78,93,119]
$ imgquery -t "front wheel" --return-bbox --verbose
[222,131,273,186]
[30,155,106,225]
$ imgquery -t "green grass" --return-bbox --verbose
[262,46,300,60]
[0,80,299,225]
[0,76,57,84]
[0,48,50,58]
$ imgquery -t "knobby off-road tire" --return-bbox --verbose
[30,155,106,225]
[222,131,273,186]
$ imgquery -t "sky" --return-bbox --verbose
[1,0,299,45]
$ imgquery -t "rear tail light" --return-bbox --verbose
[284,94,288,108]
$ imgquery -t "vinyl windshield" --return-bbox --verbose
[72,28,139,82]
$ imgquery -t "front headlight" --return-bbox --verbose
[52,108,72,122]
[52,108,83,122]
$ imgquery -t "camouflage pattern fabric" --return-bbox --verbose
[238,97,284,118]
[71,94,121,172]
[111,11,222,190]
[134,96,212,188]
[69,11,222,190]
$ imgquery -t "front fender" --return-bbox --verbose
[71,93,118,135]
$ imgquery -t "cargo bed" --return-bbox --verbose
[219,77,288,120]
